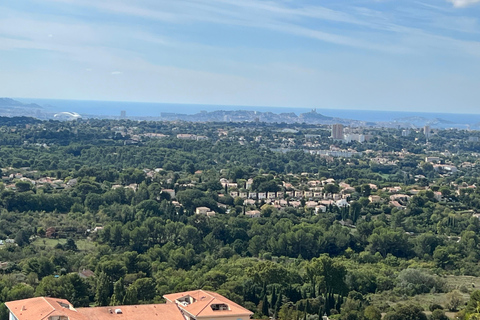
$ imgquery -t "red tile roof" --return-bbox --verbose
[6,298,184,320]
[163,290,253,319]
[6,297,89,320]
[77,304,184,320]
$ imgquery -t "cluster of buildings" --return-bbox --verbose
[176,134,209,141]
[1,172,78,191]
[5,290,253,320]
[330,124,372,143]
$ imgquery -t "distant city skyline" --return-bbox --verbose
[1,0,480,113]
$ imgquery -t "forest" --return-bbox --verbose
[1,117,480,319]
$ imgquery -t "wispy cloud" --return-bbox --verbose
[448,0,480,7]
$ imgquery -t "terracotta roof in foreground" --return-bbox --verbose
[76,304,184,320]
[163,289,253,318]
[5,297,88,320]
[6,297,184,320]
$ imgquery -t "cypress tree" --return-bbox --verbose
[262,293,269,317]
[271,286,277,308]
[318,302,324,320]
[275,293,282,316]
[262,282,267,298]
[335,295,343,312]
[323,293,330,316]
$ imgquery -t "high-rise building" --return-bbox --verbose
[424,125,431,138]
[120,110,126,118]
[331,124,344,140]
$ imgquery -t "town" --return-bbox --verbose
[0,117,480,320]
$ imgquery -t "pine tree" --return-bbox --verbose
[110,278,125,306]
[95,272,111,306]
[123,285,138,305]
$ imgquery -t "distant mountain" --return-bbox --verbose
[394,116,455,128]
[428,118,455,125]
[299,109,333,121]
[0,98,52,119]
[0,98,43,109]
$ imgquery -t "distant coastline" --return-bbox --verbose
[12,98,480,129]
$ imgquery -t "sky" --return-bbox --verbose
[1,0,480,113]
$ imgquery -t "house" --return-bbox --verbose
[239,192,248,199]
[425,156,441,163]
[161,189,176,199]
[5,297,184,320]
[177,133,197,140]
[332,193,342,201]
[390,194,410,202]
[433,164,458,173]
[195,207,215,217]
[45,227,57,238]
[368,195,381,203]
[267,192,276,200]
[78,269,95,279]
[390,200,406,209]
[245,179,253,189]
[245,210,261,218]
[315,205,327,214]
[275,199,288,207]
[164,290,253,320]
[305,201,318,209]
[257,192,266,200]
[336,199,349,207]
[294,191,303,198]
[290,201,301,208]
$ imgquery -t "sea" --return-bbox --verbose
[16,98,480,127]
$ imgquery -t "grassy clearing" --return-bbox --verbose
[31,237,96,251]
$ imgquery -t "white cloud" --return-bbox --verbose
[111,71,123,75]
[448,0,480,7]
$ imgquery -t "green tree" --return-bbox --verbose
[95,272,111,306]
[364,306,381,320]
[384,305,427,320]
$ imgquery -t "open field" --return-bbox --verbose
[31,237,96,251]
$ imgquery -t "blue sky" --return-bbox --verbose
[1,0,480,113]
